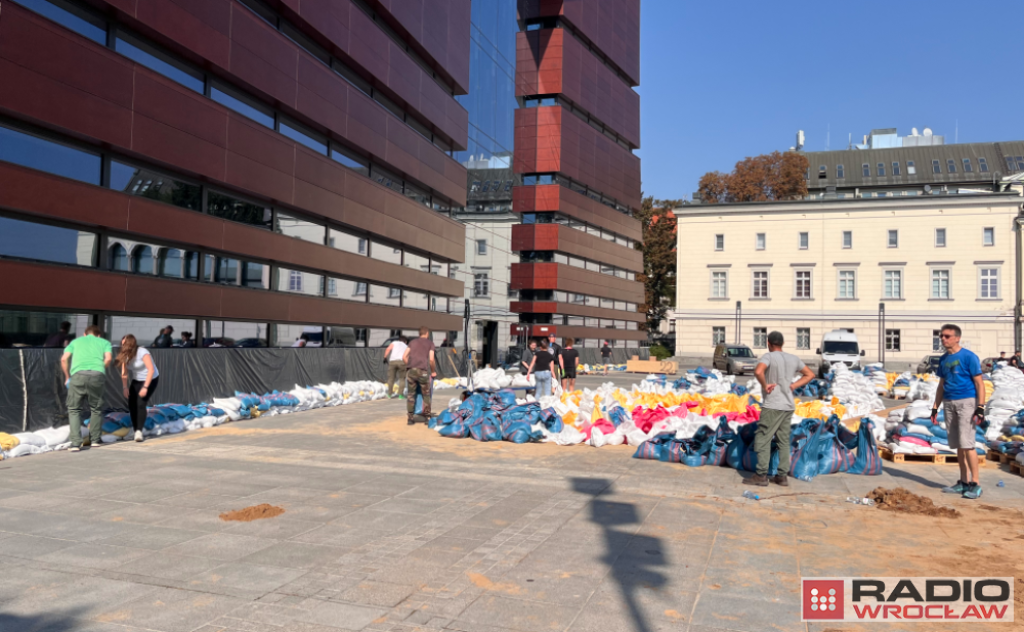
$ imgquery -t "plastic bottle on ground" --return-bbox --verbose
[742,491,760,501]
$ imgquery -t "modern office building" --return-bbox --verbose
[672,191,1024,365]
[510,0,646,348]
[802,128,1024,199]
[0,0,471,348]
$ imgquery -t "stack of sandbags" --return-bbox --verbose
[985,365,1024,439]
[908,375,939,403]
[831,364,884,418]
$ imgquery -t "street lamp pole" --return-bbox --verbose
[735,301,742,344]
[878,302,886,366]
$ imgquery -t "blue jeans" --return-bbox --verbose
[534,371,552,398]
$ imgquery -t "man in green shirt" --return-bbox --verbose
[61,325,113,451]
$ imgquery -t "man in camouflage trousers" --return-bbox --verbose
[403,327,437,425]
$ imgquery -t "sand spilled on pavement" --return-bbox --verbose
[219,504,286,522]
[866,487,961,518]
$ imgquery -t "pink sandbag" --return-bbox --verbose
[898,435,931,447]
[591,419,616,436]
[630,405,674,433]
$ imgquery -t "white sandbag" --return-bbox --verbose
[8,443,51,458]
[13,432,47,447]
[100,434,119,444]
[36,425,71,447]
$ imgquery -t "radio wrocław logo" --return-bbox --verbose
[801,578,1014,623]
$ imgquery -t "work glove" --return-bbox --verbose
[930,408,938,424]
[972,406,985,426]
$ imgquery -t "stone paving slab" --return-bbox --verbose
[1,396,1022,632]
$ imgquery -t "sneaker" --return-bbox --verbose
[398,395,406,400]
[134,430,144,442]
[942,480,967,494]
[770,474,789,487]
[742,473,769,487]
[69,446,81,452]
[962,483,983,500]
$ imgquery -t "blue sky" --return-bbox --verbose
[636,0,1024,201]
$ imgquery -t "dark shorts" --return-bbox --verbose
[563,368,577,379]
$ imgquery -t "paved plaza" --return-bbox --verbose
[1,394,1022,632]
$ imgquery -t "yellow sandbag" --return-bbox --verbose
[0,433,19,451]
[111,427,131,438]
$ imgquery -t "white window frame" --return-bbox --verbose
[930,268,950,299]
[798,232,809,249]
[710,269,728,299]
[932,329,942,352]
[883,268,903,299]
[842,231,852,249]
[473,272,490,297]
[755,233,766,250]
[714,234,724,251]
[712,326,726,346]
[885,328,901,352]
[935,228,946,247]
[983,227,994,247]
[752,327,768,349]
[793,268,812,299]
[476,239,487,255]
[837,269,857,300]
[751,268,770,299]
[979,266,1000,299]
[887,230,898,248]
[796,328,811,350]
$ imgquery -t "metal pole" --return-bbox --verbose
[878,302,885,366]
[735,301,742,344]
[464,299,472,389]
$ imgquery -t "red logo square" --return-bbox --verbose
[803,580,844,620]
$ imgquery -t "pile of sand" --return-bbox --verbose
[219,504,286,522]
[866,487,960,519]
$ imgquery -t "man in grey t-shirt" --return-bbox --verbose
[744,331,814,487]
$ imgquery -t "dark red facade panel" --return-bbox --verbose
[512,185,642,242]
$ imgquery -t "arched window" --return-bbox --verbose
[108,243,128,271]
[159,249,182,278]
[131,246,154,274]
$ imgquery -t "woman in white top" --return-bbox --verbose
[384,336,409,398]
[117,334,160,442]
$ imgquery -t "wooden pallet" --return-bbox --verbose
[879,447,985,466]
[986,449,1014,465]
[1010,461,1023,477]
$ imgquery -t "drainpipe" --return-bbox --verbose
[1016,209,1024,352]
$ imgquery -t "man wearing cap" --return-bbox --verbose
[746,331,814,487]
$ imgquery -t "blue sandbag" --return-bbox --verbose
[633,441,663,460]
[470,422,502,442]
[439,423,470,438]
[494,389,517,408]
[848,419,883,475]
[608,407,630,428]
[739,438,780,476]
[502,422,535,444]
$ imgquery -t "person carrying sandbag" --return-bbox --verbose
[403,327,436,425]
[384,336,409,399]
[117,334,160,443]
[745,331,814,487]
[60,325,112,452]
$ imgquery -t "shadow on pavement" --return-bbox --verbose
[884,465,948,489]
[572,477,667,632]
[0,608,90,632]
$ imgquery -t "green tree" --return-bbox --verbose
[634,196,679,335]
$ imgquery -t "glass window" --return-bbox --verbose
[0,215,96,267]
[933,330,942,352]
[980,268,999,298]
[884,269,902,299]
[206,191,272,229]
[983,227,994,246]
[116,34,204,93]
[369,284,401,306]
[275,212,324,243]
[184,251,200,280]
[211,84,274,128]
[370,164,402,192]
[0,124,100,184]
[877,163,885,177]
[130,245,155,274]
[794,270,811,299]
[947,159,957,173]
[429,261,448,277]
[325,325,364,347]
[207,319,265,348]
[862,164,870,177]
[330,145,370,177]
[842,230,852,248]
[241,261,267,288]
[979,158,989,173]
[753,327,767,349]
[275,267,322,296]
[271,323,322,348]
[711,270,727,298]
[836,164,844,179]
[935,228,946,247]
[755,233,765,250]
[476,239,487,255]
[12,0,106,43]
[370,241,402,265]
[108,161,201,211]
[931,269,950,299]
[323,276,355,300]
[838,270,856,299]
[279,119,327,154]
[907,161,916,175]
[0,309,92,348]
[108,316,197,348]
[403,291,428,310]
[712,326,726,346]
[796,328,810,350]
[798,232,809,249]
[714,234,724,251]
[403,251,429,273]
[885,329,901,352]
[892,162,901,176]
[158,249,183,278]
[887,230,898,248]
[752,270,769,298]
[473,272,489,297]
[403,182,430,207]
[932,160,941,174]
[214,256,239,285]
[327,228,366,255]
[962,158,973,173]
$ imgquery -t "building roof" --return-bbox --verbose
[673,190,1023,218]
[803,140,1024,190]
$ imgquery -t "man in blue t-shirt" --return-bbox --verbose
[931,323,986,499]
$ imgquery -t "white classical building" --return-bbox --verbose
[672,191,1024,366]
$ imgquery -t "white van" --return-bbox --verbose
[816,330,864,376]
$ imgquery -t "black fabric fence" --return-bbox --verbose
[577,348,649,366]
[0,347,471,434]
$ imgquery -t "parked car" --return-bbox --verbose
[916,354,943,374]
[816,329,864,377]
[712,344,757,375]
